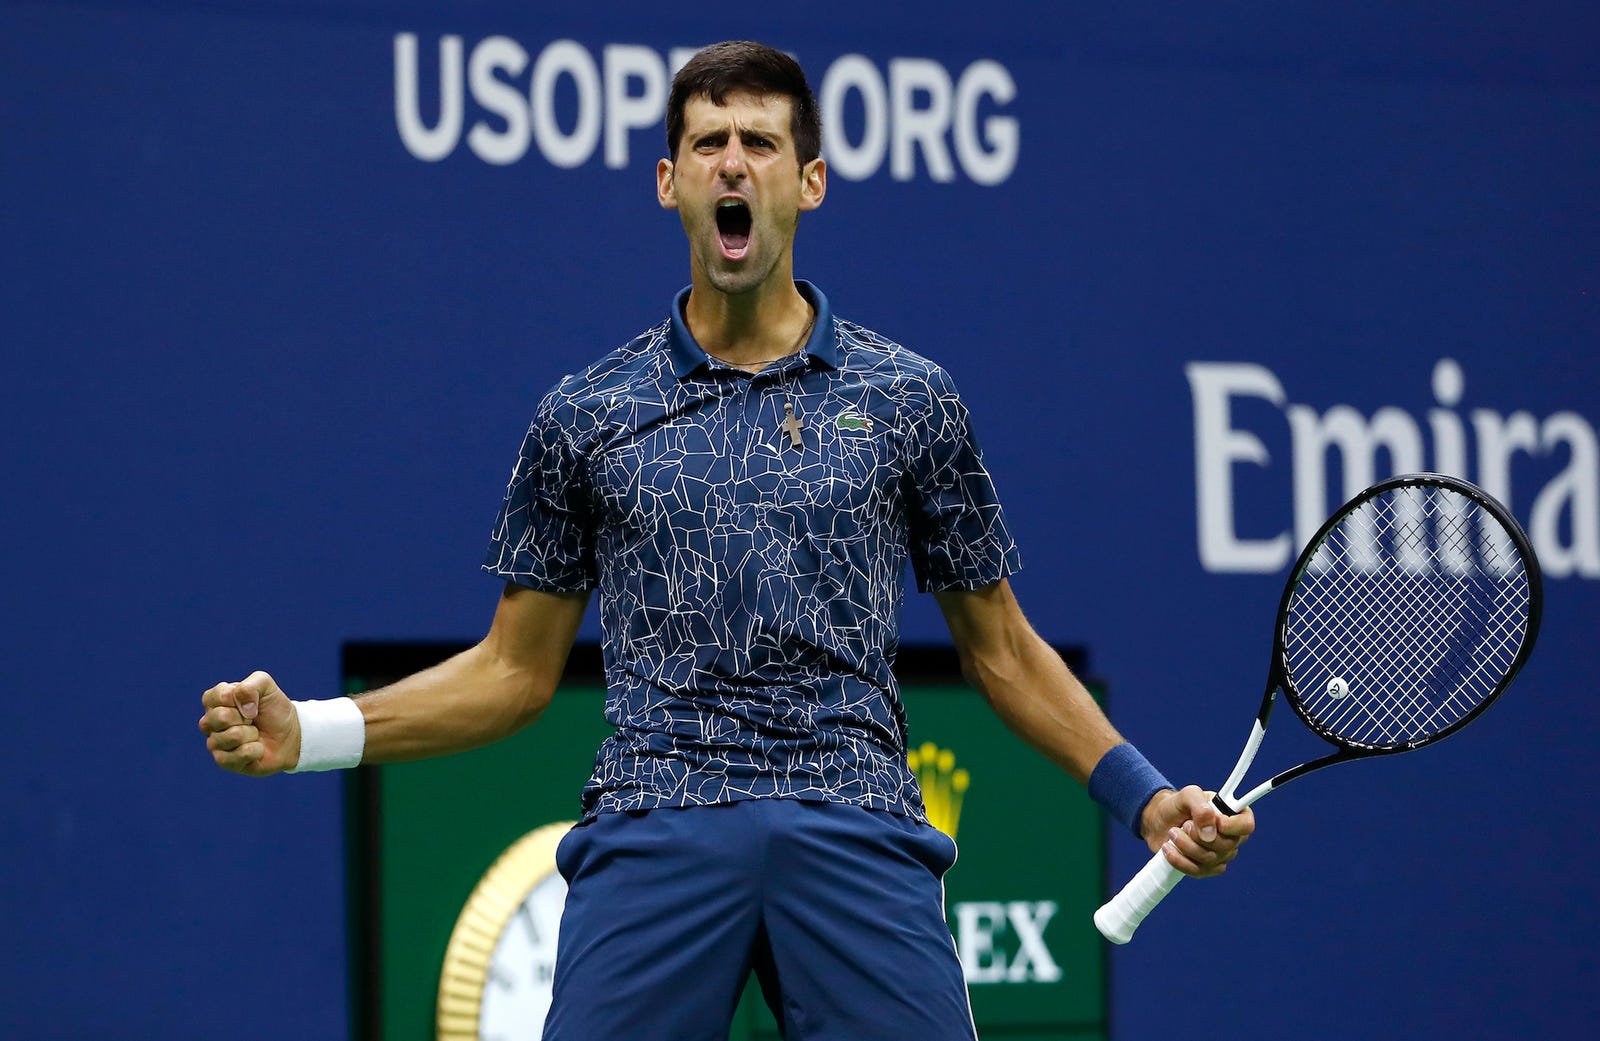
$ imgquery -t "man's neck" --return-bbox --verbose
[683,276,813,369]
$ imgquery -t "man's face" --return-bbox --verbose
[658,91,826,298]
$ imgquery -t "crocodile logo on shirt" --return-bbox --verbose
[835,410,875,434]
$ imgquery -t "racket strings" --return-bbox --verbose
[1294,494,1528,744]
[1327,557,1516,740]
[1302,514,1524,743]
[1299,574,1483,745]
[1283,485,1532,749]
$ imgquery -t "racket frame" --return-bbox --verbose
[1216,471,1544,814]
[1096,472,1543,942]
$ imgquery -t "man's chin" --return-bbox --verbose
[705,264,769,297]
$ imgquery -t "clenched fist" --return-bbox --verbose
[197,671,301,776]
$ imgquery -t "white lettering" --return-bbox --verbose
[1186,362,1292,572]
[1530,413,1600,577]
[953,902,1006,984]
[394,33,464,162]
[1004,900,1062,983]
[1428,361,1474,573]
[889,58,955,182]
[1287,405,1424,569]
[1470,409,1539,507]
[530,40,602,168]
[603,44,667,170]
[1289,406,1425,522]
[820,55,889,181]
[394,36,1019,183]
[1190,358,1600,578]
[466,36,531,165]
[1470,409,1539,569]
[952,900,1061,985]
[952,60,1019,186]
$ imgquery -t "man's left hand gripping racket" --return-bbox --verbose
[1095,472,1543,944]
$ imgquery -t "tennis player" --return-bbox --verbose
[199,41,1253,1039]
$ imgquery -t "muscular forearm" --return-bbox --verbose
[959,625,1124,785]
[938,582,1124,785]
[935,582,1249,863]
[345,583,587,765]
[353,640,557,764]
[946,591,1173,840]
[201,586,587,777]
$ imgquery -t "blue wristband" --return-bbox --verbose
[1088,742,1174,840]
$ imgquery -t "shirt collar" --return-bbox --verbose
[666,280,839,379]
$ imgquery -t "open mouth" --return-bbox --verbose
[715,200,752,258]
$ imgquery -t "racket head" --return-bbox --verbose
[1271,472,1542,755]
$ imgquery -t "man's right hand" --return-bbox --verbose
[198,671,301,776]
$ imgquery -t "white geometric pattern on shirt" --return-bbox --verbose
[484,296,1021,823]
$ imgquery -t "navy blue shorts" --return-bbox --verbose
[543,799,978,1041]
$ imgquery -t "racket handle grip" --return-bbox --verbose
[1093,849,1185,944]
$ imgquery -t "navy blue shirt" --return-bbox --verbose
[484,282,1021,822]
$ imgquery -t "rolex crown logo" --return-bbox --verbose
[909,742,969,839]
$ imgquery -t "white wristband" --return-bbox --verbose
[287,697,366,772]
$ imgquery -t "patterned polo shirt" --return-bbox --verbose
[483,281,1022,823]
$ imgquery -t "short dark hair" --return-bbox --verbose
[665,41,822,166]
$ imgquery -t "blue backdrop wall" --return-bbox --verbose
[3,2,1597,1038]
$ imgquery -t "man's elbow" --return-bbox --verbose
[954,647,987,699]
[501,665,559,732]
[470,640,559,734]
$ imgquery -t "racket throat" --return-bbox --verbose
[1216,717,1268,812]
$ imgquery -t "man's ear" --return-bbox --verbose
[798,157,827,212]
[657,158,678,210]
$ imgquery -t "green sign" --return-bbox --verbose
[344,644,1108,1041]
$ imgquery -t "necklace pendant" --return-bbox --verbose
[781,400,804,449]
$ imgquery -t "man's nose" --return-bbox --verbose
[718,141,747,180]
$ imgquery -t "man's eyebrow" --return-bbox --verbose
[686,121,786,145]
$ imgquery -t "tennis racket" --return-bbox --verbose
[1094,472,1542,944]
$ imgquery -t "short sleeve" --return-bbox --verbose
[482,393,597,591]
[903,366,1023,592]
